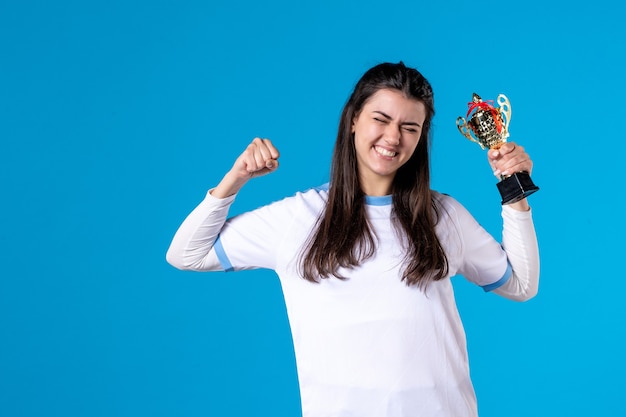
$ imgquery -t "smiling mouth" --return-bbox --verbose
[374,146,397,157]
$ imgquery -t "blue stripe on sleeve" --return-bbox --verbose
[214,235,234,272]
[481,262,513,292]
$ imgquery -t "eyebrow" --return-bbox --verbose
[373,110,421,127]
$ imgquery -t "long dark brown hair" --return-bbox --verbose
[300,62,448,289]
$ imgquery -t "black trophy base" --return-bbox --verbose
[497,171,539,205]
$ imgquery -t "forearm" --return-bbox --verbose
[493,204,540,301]
[167,138,280,271]
[211,170,250,199]
[166,190,236,271]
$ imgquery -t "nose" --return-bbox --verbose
[383,123,401,145]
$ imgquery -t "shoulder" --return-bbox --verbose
[431,191,480,234]
[432,191,468,218]
[253,183,328,217]
[284,183,329,208]
[298,183,330,202]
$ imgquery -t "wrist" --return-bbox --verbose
[212,171,249,199]
[508,198,530,212]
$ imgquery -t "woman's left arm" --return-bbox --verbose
[494,203,539,301]
[488,142,540,301]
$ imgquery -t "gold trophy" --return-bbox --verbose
[457,93,539,205]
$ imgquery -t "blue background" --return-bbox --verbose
[1,0,624,416]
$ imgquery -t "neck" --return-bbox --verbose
[359,174,394,196]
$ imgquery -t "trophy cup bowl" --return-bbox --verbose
[456,93,539,205]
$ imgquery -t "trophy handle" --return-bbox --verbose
[496,94,512,136]
[456,116,485,149]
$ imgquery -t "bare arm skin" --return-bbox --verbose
[166,138,280,270]
[212,137,280,198]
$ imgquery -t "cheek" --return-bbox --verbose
[354,132,377,158]
[400,136,419,156]
[358,123,382,139]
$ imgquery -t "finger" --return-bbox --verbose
[251,137,280,168]
[245,138,281,174]
[488,147,503,175]
[241,151,261,175]
[255,137,275,163]
[250,137,268,170]
[501,161,533,176]
[492,142,528,171]
[499,142,523,156]
[498,154,533,176]
[263,139,280,160]
[255,138,280,167]
[241,140,266,173]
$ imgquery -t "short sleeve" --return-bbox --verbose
[215,188,325,272]
[215,200,288,271]
[439,196,511,291]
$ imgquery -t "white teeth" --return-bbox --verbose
[375,146,397,157]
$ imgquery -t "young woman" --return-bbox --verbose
[166,62,539,417]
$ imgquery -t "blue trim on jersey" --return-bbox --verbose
[214,235,234,272]
[365,195,392,206]
[313,183,329,192]
[481,262,513,292]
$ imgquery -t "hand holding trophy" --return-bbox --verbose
[457,93,539,205]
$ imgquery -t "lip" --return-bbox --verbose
[373,145,398,159]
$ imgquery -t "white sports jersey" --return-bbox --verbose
[166,184,539,417]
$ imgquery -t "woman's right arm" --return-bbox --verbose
[165,138,280,271]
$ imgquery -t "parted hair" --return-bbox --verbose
[300,62,449,289]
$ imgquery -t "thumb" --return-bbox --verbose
[266,159,279,170]
[488,149,500,160]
